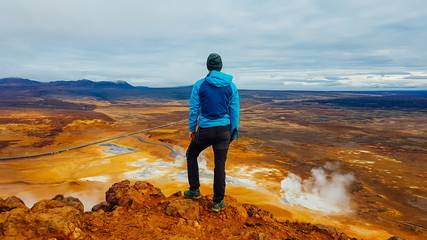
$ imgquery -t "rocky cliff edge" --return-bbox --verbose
[1,180,363,240]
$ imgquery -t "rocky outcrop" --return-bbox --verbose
[32,194,84,212]
[105,179,165,209]
[0,194,84,239]
[0,196,28,212]
[0,180,363,240]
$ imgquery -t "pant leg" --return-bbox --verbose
[186,129,211,191]
[212,127,231,203]
[212,148,229,203]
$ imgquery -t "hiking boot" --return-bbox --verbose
[184,189,202,199]
[212,201,225,212]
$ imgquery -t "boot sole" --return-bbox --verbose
[184,194,202,199]
[212,204,225,212]
[211,207,224,212]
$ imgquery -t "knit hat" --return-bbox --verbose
[206,53,223,71]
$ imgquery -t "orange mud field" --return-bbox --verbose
[0,96,426,240]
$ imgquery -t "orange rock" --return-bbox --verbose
[0,207,30,238]
[0,196,28,213]
[105,180,166,210]
[1,199,84,239]
[31,199,65,212]
[133,181,164,197]
[165,199,200,220]
[28,206,83,238]
[58,195,85,212]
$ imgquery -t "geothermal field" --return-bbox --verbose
[0,79,426,239]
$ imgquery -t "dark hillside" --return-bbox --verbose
[1,77,425,108]
[306,91,427,110]
[0,77,40,86]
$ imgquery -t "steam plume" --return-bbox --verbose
[280,163,354,214]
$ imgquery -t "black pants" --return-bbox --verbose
[186,125,230,203]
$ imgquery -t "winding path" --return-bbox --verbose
[0,102,271,161]
[133,136,181,157]
[0,120,187,161]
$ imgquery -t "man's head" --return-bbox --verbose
[207,53,222,72]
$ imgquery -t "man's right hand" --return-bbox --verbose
[189,132,196,140]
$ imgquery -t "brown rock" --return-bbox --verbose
[1,204,84,239]
[315,224,339,235]
[63,196,85,212]
[29,206,83,239]
[387,237,406,240]
[5,196,85,239]
[133,181,164,198]
[31,199,65,212]
[48,195,84,212]
[104,180,166,209]
[0,196,28,212]
[52,194,65,201]
[92,201,113,212]
[165,199,200,220]
[243,204,273,223]
[105,180,131,206]
[31,195,84,212]
[170,191,183,198]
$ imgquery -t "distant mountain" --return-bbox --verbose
[0,78,135,89]
[0,77,40,86]
[0,77,191,102]
[50,79,135,89]
[1,77,425,109]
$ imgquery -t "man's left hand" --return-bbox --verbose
[189,132,196,140]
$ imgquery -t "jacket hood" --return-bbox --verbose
[205,70,233,87]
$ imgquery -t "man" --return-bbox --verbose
[184,53,240,212]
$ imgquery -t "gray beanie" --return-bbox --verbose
[207,53,223,71]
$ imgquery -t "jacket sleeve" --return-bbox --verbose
[188,82,201,132]
[229,83,240,139]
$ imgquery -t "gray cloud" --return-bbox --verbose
[0,0,426,90]
[404,75,427,79]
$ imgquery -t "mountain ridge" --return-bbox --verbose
[1,77,425,108]
[0,77,137,89]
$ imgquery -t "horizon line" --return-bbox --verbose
[1,77,426,92]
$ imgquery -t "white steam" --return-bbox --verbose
[280,164,354,214]
[171,145,186,167]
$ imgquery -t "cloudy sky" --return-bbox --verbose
[1,0,426,90]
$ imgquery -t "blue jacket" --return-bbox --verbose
[189,70,240,139]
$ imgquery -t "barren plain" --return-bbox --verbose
[0,79,426,239]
